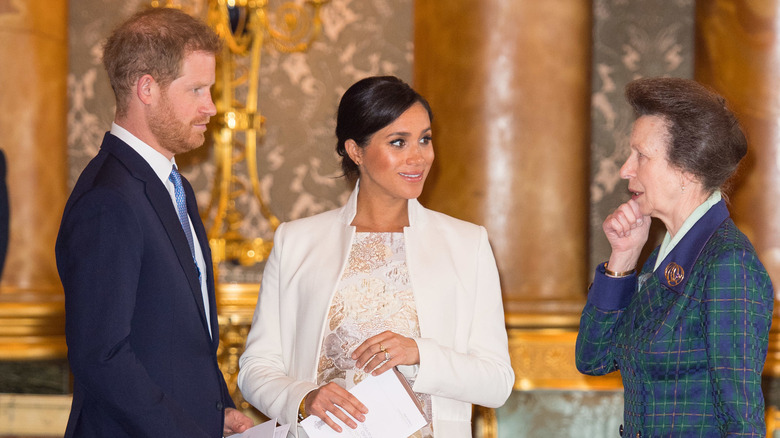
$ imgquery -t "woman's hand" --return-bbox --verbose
[352,330,420,376]
[602,199,651,271]
[304,383,368,433]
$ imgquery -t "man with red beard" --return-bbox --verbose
[55,8,253,437]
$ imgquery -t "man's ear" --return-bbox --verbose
[136,74,157,105]
[345,139,362,166]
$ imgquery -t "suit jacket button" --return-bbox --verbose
[216,401,224,411]
[618,424,623,436]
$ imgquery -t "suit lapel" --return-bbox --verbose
[182,176,220,347]
[102,136,212,340]
[307,219,353,325]
[404,224,439,340]
[146,175,212,339]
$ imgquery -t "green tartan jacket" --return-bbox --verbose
[576,200,773,437]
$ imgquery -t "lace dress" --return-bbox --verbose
[316,232,434,438]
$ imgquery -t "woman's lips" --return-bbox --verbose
[399,172,424,181]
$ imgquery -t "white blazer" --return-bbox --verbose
[237,186,514,437]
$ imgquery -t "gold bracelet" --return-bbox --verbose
[604,262,635,278]
[298,396,307,422]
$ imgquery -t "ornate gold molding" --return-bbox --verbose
[764,316,780,377]
[0,290,66,360]
[507,314,622,391]
[472,315,624,438]
[215,282,260,413]
[472,405,497,438]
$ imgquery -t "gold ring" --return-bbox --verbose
[379,343,386,352]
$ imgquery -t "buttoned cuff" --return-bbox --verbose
[587,262,636,310]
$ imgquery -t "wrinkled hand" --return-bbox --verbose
[223,407,253,436]
[352,330,420,377]
[602,199,651,271]
[305,383,368,433]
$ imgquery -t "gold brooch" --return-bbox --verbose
[664,262,685,286]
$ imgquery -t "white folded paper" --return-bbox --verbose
[300,368,427,438]
[230,417,291,438]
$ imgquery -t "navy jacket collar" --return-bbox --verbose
[652,199,729,292]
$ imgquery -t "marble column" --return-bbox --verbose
[695,0,780,384]
[414,0,592,322]
[0,1,68,360]
[413,3,598,411]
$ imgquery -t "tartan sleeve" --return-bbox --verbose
[575,263,636,376]
[703,246,773,436]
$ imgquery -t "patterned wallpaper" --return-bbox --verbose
[589,0,694,269]
[68,0,413,283]
[68,0,695,281]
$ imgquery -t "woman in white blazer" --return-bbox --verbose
[237,76,514,438]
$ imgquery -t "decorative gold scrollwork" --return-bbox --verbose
[204,0,327,269]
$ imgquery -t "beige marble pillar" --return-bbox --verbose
[414,1,598,398]
[415,0,592,321]
[695,1,780,376]
[0,1,68,359]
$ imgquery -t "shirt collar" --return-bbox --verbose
[111,122,176,185]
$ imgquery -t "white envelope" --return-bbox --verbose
[231,417,291,438]
[300,368,427,438]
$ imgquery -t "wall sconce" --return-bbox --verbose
[207,0,328,268]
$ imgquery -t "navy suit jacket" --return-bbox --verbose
[56,133,234,437]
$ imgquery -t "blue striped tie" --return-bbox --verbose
[168,165,200,279]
